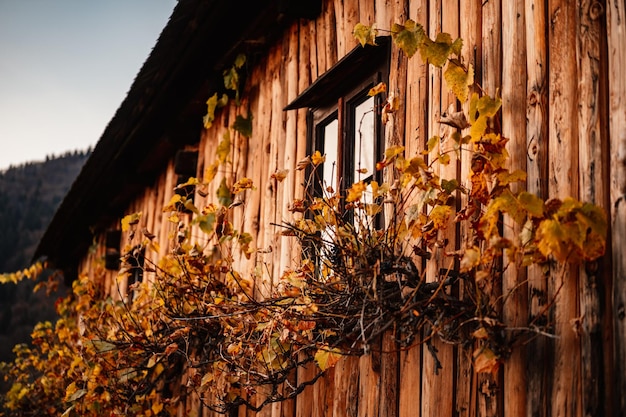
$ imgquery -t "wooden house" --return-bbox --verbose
[34,0,626,416]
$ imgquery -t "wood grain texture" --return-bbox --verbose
[501,1,528,417]
[607,0,626,414]
[548,1,581,416]
[576,2,610,416]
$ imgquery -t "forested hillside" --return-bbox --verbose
[0,150,90,361]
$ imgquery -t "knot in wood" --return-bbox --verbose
[528,91,538,106]
[589,2,604,20]
[527,137,539,160]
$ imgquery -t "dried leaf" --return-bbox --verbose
[368,82,386,96]
[271,169,289,182]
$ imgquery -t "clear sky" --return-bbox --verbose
[0,0,177,171]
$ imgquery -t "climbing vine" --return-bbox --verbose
[1,19,607,417]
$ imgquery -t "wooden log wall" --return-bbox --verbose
[78,0,625,415]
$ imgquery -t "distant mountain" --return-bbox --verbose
[0,150,90,362]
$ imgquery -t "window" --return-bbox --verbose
[312,87,379,197]
[286,37,390,202]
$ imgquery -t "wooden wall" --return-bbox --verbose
[79,0,626,415]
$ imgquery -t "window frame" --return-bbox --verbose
[295,37,390,201]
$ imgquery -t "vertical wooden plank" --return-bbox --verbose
[278,23,300,281]
[357,351,380,417]
[399,2,427,416]
[477,2,502,416]
[375,0,393,30]
[501,2,528,417]
[458,1,482,416]
[359,0,376,26]
[324,1,338,73]
[547,1,581,416]
[607,0,626,415]
[576,2,610,416]
[332,356,359,417]
[422,2,456,416]
[334,0,347,58]
[524,1,551,415]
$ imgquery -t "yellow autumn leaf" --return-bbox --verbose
[368,81,387,96]
[121,212,142,231]
[444,60,473,103]
[518,191,544,218]
[151,401,164,415]
[536,218,569,262]
[232,177,254,194]
[429,205,453,229]
[217,131,231,164]
[311,150,326,166]
[346,181,367,202]
[314,346,343,371]
[162,194,182,212]
[204,160,219,183]
[353,22,378,47]
[384,145,405,160]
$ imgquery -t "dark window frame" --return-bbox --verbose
[288,37,390,200]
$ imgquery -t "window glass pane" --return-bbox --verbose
[322,118,338,192]
[353,96,375,182]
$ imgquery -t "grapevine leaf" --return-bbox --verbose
[536,219,569,262]
[578,202,608,238]
[353,23,378,47]
[419,33,458,67]
[311,150,325,166]
[121,212,142,231]
[203,93,228,129]
[223,66,239,92]
[496,169,527,186]
[232,177,254,194]
[162,194,182,212]
[233,53,246,69]
[232,113,253,138]
[385,145,405,160]
[204,160,219,183]
[217,132,231,164]
[391,19,425,58]
[203,93,218,129]
[196,213,216,235]
[518,192,544,218]
[346,181,367,202]
[314,346,342,371]
[427,135,439,153]
[429,205,453,229]
[441,178,459,193]
[460,246,481,272]
[444,61,473,103]
[217,178,233,207]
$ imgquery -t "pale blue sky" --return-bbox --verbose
[0,0,177,170]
